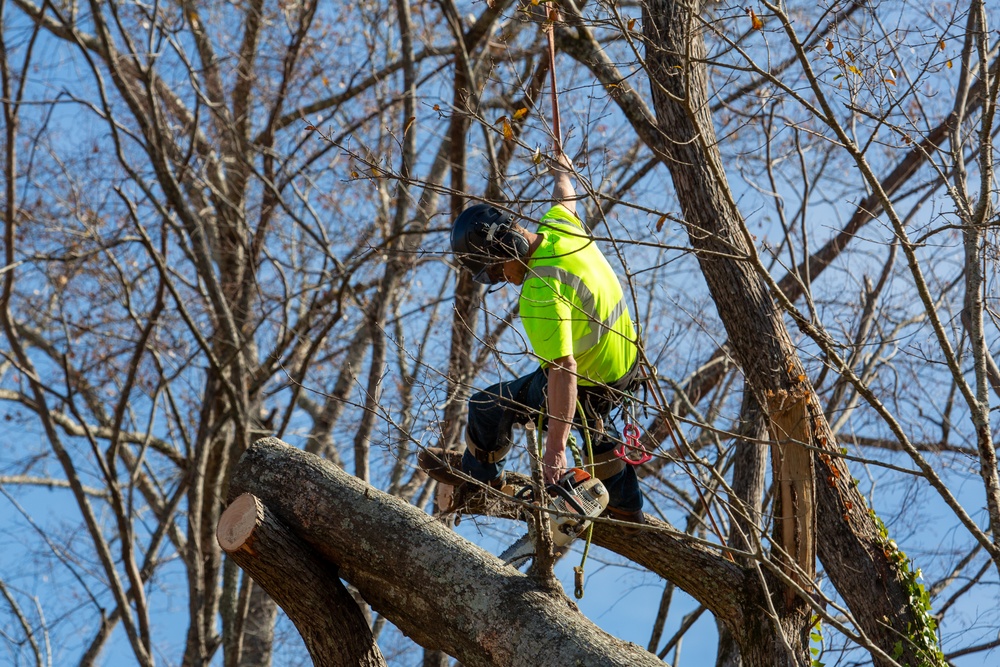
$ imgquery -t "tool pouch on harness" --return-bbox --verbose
[588,446,627,480]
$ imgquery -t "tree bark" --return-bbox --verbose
[230,438,826,667]
[717,391,769,667]
[228,438,665,667]
[218,493,386,667]
[239,583,278,667]
[642,0,814,646]
[641,0,945,664]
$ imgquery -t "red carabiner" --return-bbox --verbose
[614,423,652,465]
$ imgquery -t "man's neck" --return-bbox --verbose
[501,229,544,286]
[523,230,543,259]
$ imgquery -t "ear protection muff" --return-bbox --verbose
[451,203,530,281]
[487,216,530,260]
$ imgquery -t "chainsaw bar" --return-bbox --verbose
[499,532,535,569]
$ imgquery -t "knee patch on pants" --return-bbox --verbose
[466,429,514,464]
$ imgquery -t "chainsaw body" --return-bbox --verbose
[500,468,609,568]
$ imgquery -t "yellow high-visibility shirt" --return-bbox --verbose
[520,205,637,386]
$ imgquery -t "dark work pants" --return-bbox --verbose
[462,367,643,511]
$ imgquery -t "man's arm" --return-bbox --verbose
[543,354,577,484]
[550,152,576,216]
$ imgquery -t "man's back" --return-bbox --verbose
[520,204,637,386]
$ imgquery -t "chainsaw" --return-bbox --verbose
[499,468,609,569]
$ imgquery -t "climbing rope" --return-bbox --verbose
[545,2,562,153]
[532,402,598,599]
[573,399,597,599]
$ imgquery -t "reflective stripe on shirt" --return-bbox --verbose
[528,265,629,353]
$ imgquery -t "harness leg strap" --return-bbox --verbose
[466,430,513,464]
[588,448,626,480]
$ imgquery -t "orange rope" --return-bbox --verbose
[545,3,562,153]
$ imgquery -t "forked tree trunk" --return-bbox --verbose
[224,438,826,667]
[642,0,945,664]
[226,438,665,667]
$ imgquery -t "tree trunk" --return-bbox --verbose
[218,493,386,667]
[239,584,278,667]
[717,391,769,666]
[228,438,827,667]
[642,0,813,660]
[641,0,945,664]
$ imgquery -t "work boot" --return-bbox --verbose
[602,505,645,535]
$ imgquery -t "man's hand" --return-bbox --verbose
[550,150,573,173]
[542,439,568,485]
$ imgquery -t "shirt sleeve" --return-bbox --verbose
[539,204,584,231]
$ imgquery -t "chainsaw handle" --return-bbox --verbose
[545,481,587,515]
[515,468,590,514]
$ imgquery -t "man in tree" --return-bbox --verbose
[421,155,644,527]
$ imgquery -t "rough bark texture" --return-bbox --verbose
[229,438,665,667]
[217,493,386,667]
[728,393,769,557]
[640,1,813,661]
[458,469,813,667]
[716,391,770,667]
[240,584,278,667]
[640,0,945,664]
[228,437,831,667]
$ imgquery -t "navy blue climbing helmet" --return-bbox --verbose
[450,204,529,284]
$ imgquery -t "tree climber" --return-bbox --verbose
[420,153,645,528]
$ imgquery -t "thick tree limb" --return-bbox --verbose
[228,438,669,667]
[452,478,747,625]
[228,438,827,667]
[218,493,386,667]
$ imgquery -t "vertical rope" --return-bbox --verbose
[545,3,562,153]
[574,399,596,599]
